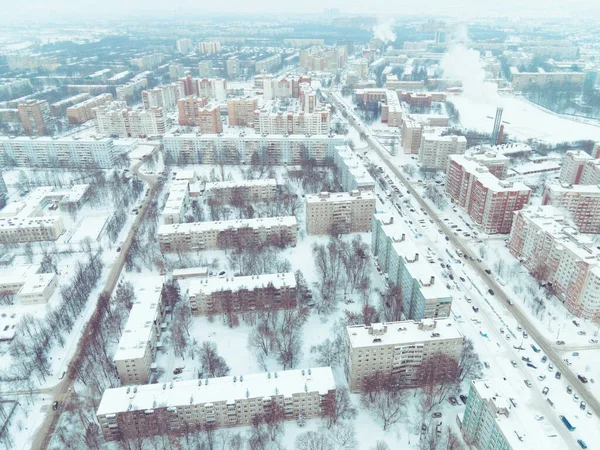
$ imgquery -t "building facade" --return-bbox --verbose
[94,102,166,138]
[18,100,54,136]
[305,191,375,235]
[542,183,600,234]
[418,135,467,170]
[401,120,423,154]
[205,179,277,204]
[97,368,336,441]
[198,41,221,54]
[66,93,113,124]
[0,172,7,209]
[345,319,463,391]
[333,146,375,192]
[158,216,297,252]
[227,98,259,127]
[142,83,184,111]
[187,273,296,316]
[254,106,331,136]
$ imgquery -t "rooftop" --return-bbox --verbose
[205,179,277,190]
[97,367,335,416]
[305,190,375,204]
[347,319,462,349]
[158,216,297,235]
[18,273,56,295]
[187,272,295,295]
[545,183,600,196]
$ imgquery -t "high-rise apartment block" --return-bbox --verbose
[255,54,282,73]
[198,41,221,54]
[305,191,376,235]
[187,272,296,316]
[0,136,117,169]
[161,181,190,225]
[97,368,335,442]
[18,100,54,136]
[260,75,311,101]
[0,172,7,209]
[401,120,423,154]
[169,63,185,81]
[558,149,600,186]
[113,281,165,385]
[255,106,331,136]
[509,206,600,320]
[198,61,212,78]
[462,379,551,450]
[418,135,467,170]
[446,155,531,234]
[299,46,348,72]
[142,83,184,111]
[176,38,193,54]
[205,179,277,204]
[372,213,453,320]
[227,98,259,127]
[66,93,113,124]
[158,217,297,252]
[542,183,600,234]
[226,57,240,79]
[461,151,510,179]
[196,78,227,101]
[116,75,149,102]
[333,146,375,192]
[177,98,222,133]
[94,102,166,138]
[345,319,463,391]
[162,133,345,165]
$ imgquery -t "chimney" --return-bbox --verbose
[430,276,435,285]
[415,253,419,262]
[401,233,405,241]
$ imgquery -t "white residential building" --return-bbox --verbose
[305,191,376,235]
[113,281,165,385]
[255,106,331,136]
[418,134,467,170]
[542,183,600,234]
[142,83,184,111]
[333,146,375,192]
[559,150,592,185]
[17,273,58,305]
[0,136,117,169]
[97,368,336,441]
[158,216,297,252]
[161,181,190,225]
[94,102,166,138]
[345,319,463,391]
[176,38,193,54]
[204,179,277,204]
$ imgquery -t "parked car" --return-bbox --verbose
[485,269,492,274]
[589,338,599,344]
[580,401,586,410]
[459,395,468,404]
[542,387,549,395]
[432,412,442,418]
[535,415,544,421]
[52,401,59,411]
[523,331,528,338]
[449,396,458,405]
[173,368,183,375]
[555,371,561,379]
[511,360,517,368]
[574,393,580,402]
[567,385,573,394]
[488,289,495,295]
[556,340,565,345]
[472,306,479,313]
[541,356,547,363]
[577,440,588,449]
[537,375,546,381]
[548,364,554,372]
[578,375,588,383]
[116,247,121,252]
[524,380,532,388]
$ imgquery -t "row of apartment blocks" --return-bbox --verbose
[299,45,347,72]
[345,319,463,391]
[94,101,167,138]
[446,155,531,234]
[0,136,117,169]
[177,75,227,101]
[372,214,453,321]
[158,216,297,252]
[508,205,600,320]
[17,99,55,136]
[305,191,375,235]
[66,93,113,124]
[97,367,335,442]
[162,133,345,165]
[186,272,296,316]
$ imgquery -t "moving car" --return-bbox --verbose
[511,360,517,367]
[542,386,549,395]
[524,380,532,388]
[488,289,494,295]
[577,440,588,449]
[560,415,576,431]
[578,375,588,383]
[52,401,59,411]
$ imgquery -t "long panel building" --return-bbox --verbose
[305,191,375,235]
[158,216,297,252]
[205,179,277,204]
[97,367,336,441]
[372,213,453,321]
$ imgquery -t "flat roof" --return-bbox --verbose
[0,264,40,287]
[187,272,295,295]
[158,216,297,236]
[305,191,375,204]
[113,280,163,362]
[18,273,56,295]
[545,183,600,195]
[97,367,335,416]
[205,179,277,190]
[347,319,462,349]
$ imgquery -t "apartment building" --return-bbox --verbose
[226,58,240,79]
[0,172,7,209]
[66,93,113,124]
[169,63,184,81]
[381,90,403,127]
[161,181,190,225]
[418,134,467,170]
[372,214,453,320]
[198,61,212,78]
[162,133,345,165]
[333,146,375,192]
[0,264,40,295]
[94,102,166,138]
[187,272,296,316]
[305,191,375,235]
[559,150,592,185]
[255,106,331,136]
[196,78,227,101]
[255,54,282,73]
[461,379,551,450]
[462,151,510,179]
[510,68,585,91]
[300,83,317,113]
[197,104,222,134]
[116,76,148,102]
[260,75,312,101]
[509,206,600,320]
[176,38,193,54]
[299,46,348,72]
[0,136,117,169]
[401,120,423,154]
[542,183,600,234]
[198,41,221,54]
[580,159,600,185]
[113,281,165,385]
[227,98,259,127]
[205,179,277,204]
[142,83,184,111]
[50,93,91,116]
[177,97,208,126]
[18,100,54,136]
[158,216,297,252]
[130,54,166,70]
[446,155,530,234]
[345,319,463,391]
[17,273,58,305]
[97,367,335,441]
[0,216,64,244]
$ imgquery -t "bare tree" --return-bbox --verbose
[458,338,482,382]
[263,402,285,441]
[323,387,357,428]
[361,372,407,430]
[328,421,358,450]
[295,431,332,450]
[200,341,230,377]
[379,284,403,322]
[371,441,390,450]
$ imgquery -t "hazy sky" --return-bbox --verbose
[4,0,600,21]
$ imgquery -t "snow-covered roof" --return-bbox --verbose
[96,367,335,416]
[18,273,56,295]
[113,280,164,363]
[188,272,295,296]
[158,216,297,235]
[205,179,277,190]
[545,183,600,196]
[173,267,208,279]
[0,264,40,290]
[347,319,462,349]
[305,190,375,204]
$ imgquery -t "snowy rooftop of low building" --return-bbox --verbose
[0,215,62,230]
[162,181,189,217]
[188,272,295,295]
[422,134,467,143]
[173,170,195,181]
[305,191,375,204]
[96,367,335,416]
[347,319,462,349]
[0,264,40,288]
[564,150,592,161]
[0,135,113,144]
[205,179,277,190]
[478,143,532,155]
[158,216,297,235]
[172,267,208,279]
[511,161,561,175]
[451,155,530,193]
[113,280,164,363]
[471,379,558,450]
[465,151,510,164]
[18,273,56,295]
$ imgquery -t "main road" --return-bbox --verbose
[327,89,600,420]
[29,151,159,450]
